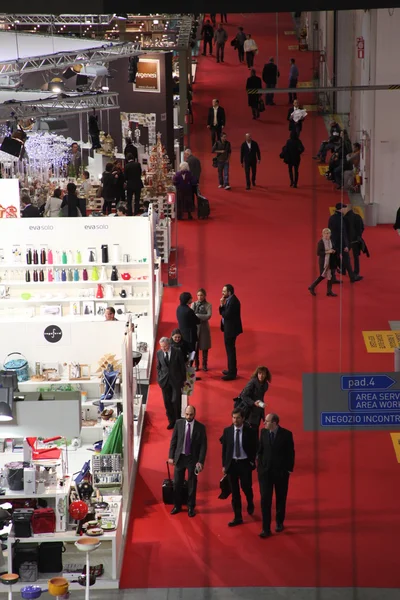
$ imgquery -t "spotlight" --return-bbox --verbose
[62,67,76,80]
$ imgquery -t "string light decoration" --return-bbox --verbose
[24,132,72,179]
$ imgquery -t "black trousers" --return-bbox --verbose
[251,105,260,119]
[210,125,222,148]
[216,43,225,62]
[288,78,298,103]
[351,242,361,276]
[224,334,237,376]
[228,459,254,519]
[266,82,276,105]
[259,471,290,532]
[127,188,141,216]
[237,44,245,62]
[160,382,181,425]
[244,161,257,187]
[220,13,228,22]
[338,250,356,280]
[203,38,212,55]
[174,454,197,509]
[246,51,254,69]
[288,164,299,185]
[102,198,114,215]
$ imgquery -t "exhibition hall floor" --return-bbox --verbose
[120,12,400,589]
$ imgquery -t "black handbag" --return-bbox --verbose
[212,156,218,168]
[38,542,65,573]
[218,475,232,499]
[13,542,39,574]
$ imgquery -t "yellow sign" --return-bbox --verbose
[298,81,314,88]
[288,45,299,50]
[362,330,400,353]
[319,166,329,176]
[328,206,365,218]
[390,433,400,462]
[303,104,318,111]
[284,30,296,35]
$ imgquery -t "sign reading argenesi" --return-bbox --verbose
[133,59,160,93]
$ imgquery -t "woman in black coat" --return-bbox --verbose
[246,69,262,120]
[101,162,116,215]
[308,228,338,297]
[176,292,200,352]
[235,366,271,429]
[170,328,191,362]
[280,130,304,188]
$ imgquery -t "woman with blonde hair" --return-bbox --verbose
[191,288,212,371]
[235,366,271,429]
[173,161,197,220]
[308,228,338,297]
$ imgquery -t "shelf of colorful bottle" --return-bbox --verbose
[0,279,150,286]
[0,295,150,304]
[0,262,149,268]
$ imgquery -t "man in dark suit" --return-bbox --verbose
[200,19,214,56]
[207,99,226,148]
[21,196,40,218]
[124,137,138,161]
[168,405,207,517]
[219,284,243,381]
[156,337,187,430]
[262,57,280,105]
[221,408,258,527]
[124,153,143,216]
[328,203,363,283]
[246,68,262,121]
[240,133,261,190]
[257,413,295,538]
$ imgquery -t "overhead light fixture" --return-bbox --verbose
[80,64,109,78]
[48,78,65,93]
[62,67,76,80]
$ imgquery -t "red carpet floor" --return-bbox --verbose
[120,13,400,588]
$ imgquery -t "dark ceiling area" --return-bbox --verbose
[6,0,396,13]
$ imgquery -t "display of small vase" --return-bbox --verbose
[48,249,53,265]
[26,248,32,265]
[48,269,54,282]
[82,268,88,281]
[33,269,38,282]
[67,269,73,282]
[40,248,46,264]
[73,269,79,282]
[88,248,96,262]
[55,268,60,282]
[33,249,38,265]
[112,244,120,263]
[39,269,44,282]
[25,270,30,282]
[110,266,118,281]
[101,245,109,263]
[121,272,131,281]
[61,269,67,282]
[76,250,82,264]
[96,284,104,299]
[62,251,67,265]
[91,266,99,281]
[100,267,107,282]
[119,289,127,298]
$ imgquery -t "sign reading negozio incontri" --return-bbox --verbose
[302,372,400,430]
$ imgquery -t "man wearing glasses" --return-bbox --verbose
[257,413,295,538]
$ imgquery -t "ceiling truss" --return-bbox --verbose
[0,14,115,25]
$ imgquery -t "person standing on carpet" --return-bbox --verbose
[201,19,214,56]
[287,99,305,138]
[288,58,299,103]
[246,69,262,120]
[156,337,187,430]
[328,203,363,283]
[262,57,280,106]
[257,413,295,538]
[280,131,304,188]
[221,408,258,527]
[308,228,338,297]
[168,405,207,518]
[219,284,243,380]
[244,33,258,69]
[240,133,261,189]
[213,132,231,190]
[207,99,226,148]
[214,23,228,63]
[191,288,212,372]
[173,162,197,220]
[184,148,202,206]
[124,153,143,216]
[176,292,200,353]
[235,27,246,63]
[235,366,271,430]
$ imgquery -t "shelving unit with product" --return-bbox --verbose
[141,132,176,219]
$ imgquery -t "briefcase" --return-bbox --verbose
[162,461,188,505]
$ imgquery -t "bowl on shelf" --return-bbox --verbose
[132,350,142,367]
[86,527,103,537]
[0,573,19,586]
[48,577,69,597]
[75,537,101,552]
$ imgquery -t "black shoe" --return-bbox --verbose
[202,366,208,371]
[222,370,229,375]
[290,182,293,187]
[167,423,175,430]
[246,186,250,190]
[188,507,196,518]
[308,287,316,296]
[275,523,284,532]
[293,184,297,188]
[217,60,220,63]
[170,506,182,515]
[222,375,237,381]
[228,518,243,527]
[327,291,338,297]
[252,181,256,186]
[351,275,363,283]
[259,529,271,538]
[270,102,276,106]
[247,503,255,516]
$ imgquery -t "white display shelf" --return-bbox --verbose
[0,279,149,286]
[19,376,101,386]
[0,262,149,268]
[8,529,117,543]
[0,478,71,499]
[0,295,150,304]
[7,579,119,592]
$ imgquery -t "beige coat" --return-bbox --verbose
[191,300,212,350]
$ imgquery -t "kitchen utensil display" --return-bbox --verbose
[95,284,104,299]
[88,248,96,262]
[123,254,130,263]
[93,501,108,510]
[20,585,43,599]
[82,268,88,281]
[47,577,69,597]
[47,249,53,264]
[100,266,107,281]
[76,250,82,264]
[75,538,101,551]
[69,499,88,535]
[77,573,96,587]
[105,285,114,300]
[33,250,38,265]
[85,527,103,537]
[119,289,127,298]
[40,249,46,264]
[112,244,120,262]
[101,245,108,263]
[121,272,131,280]
[26,249,32,265]
[61,251,67,265]
[110,266,118,281]
[91,266,99,281]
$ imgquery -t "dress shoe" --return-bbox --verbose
[252,181,256,186]
[228,518,243,527]
[331,280,342,284]
[259,530,271,538]
[308,287,316,296]
[222,375,236,381]
[351,275,363,283]
[293,184,298,188]
[270,102,276,106]
[246,186,250,190]
[202,366,208,371]
[327,291,337,297]
[247,503,255,515]
[167,423,175,430]
[275,523,284,532]
[188,507,196,518]
[222,370,229,375]
[290,182,293,187]
[170,506,182,515]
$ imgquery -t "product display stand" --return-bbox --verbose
[75,539,101,600]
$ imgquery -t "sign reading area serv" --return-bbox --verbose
[133,58,160,93]
[303,372,400,431]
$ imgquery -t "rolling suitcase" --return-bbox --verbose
[197,194,210,219]
[162,461,188,505]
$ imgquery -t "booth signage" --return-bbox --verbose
[303,372,400,430]
[133,59,160,93]
[357,36,365,59]
[44,325,63,343]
